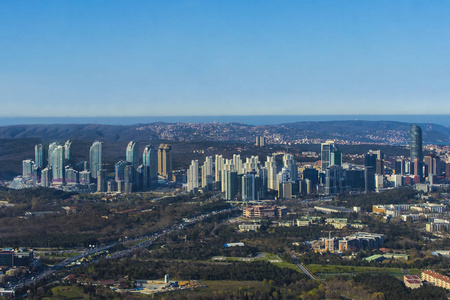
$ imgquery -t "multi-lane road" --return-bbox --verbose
[7,205,239,296]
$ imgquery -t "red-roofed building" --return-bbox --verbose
[404,275,423,289]
[421,270,450,290]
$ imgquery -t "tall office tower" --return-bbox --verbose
[201,156,213,188]
[303,167,319,187]
[143,144,158,188]
[410,125,423,179]
[65,166,78,185]
[40,167,52,187]
[97,169,107,193]
[283,154,298,181]
[330,149,342,167]
[51,145,65,184]
[22,160,34,178]
[446,163,450,178]
[242,172,256,201]
[424,154,440,176]
[321,141,335,171]
[365,150,384,175]
[325,165,348,195]
[257,167,267,198]
[214,154,224,186]
[89,141,103,179]
[233,154,243,174]
[158,144,172,179]
[394,159,405,175]
[47,142,60,167]
[79,170,91,185]
[187,160,199,192]
[35,144,45,169]
[224,170,238,200]
[126,141,139,166]
[64,140,72,161]
[265,156,278,190]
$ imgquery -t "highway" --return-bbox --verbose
[7,205,239,295]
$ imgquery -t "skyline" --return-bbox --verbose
[2,1,450,116]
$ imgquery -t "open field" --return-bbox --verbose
[212,252,300,271]
[307,264,421,279]
[43,285,90,300]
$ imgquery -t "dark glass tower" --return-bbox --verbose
[410,125,423,179]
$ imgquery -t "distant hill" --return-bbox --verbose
[0,120,448,144]
[2,120,444,180]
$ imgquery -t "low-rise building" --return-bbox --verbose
[238,223,261,232]
[421,270,450,290]
[404,275,423,289]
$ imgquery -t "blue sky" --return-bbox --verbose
[1,1,450,117]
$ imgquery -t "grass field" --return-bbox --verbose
[307,264,421,279]
[43,285,90,300]
[212,252,300,271]
[153,280,276,299]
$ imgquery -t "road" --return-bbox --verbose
[8,205,239,294]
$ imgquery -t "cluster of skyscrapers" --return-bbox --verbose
[18,124,449,196]
[21,141,172,193]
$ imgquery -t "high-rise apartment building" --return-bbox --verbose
[48,142,60,167]
[64,140,72,162]
[158,144,172,179]
[89,141,103,179]
[410,125,423,179]
[126,141,139,166]
[215,154,224,188]
[35,144,45,169]
[201,156,213,189]
[51,145,65,184]
[265,156,277,190]
[187,160,199,192]
[22,160,34,178]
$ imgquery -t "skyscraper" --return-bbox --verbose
[22,159,34,178]
[48,142,60,167]
[321,141,334,171]
[265,156,277,190]
[143,144,158,188]
[410,125,423,179]
[35,144,45,169]
[215,154,224,188]
[51,145,65,184]
[187,160,199,192]
[64,140,72,162]
[242,172,256,201]
[158,144,172,179]
[90,141,103,179]
[126,141,139,166]
[283,154,298,181]
[201,156,213,189]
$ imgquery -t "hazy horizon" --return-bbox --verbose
[1,114,450,127]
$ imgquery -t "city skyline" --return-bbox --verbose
[2,1,450,117]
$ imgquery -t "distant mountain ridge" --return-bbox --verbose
[0,120,448,144]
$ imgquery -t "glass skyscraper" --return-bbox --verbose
[89,141,103,179]
[410,125,423,179]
